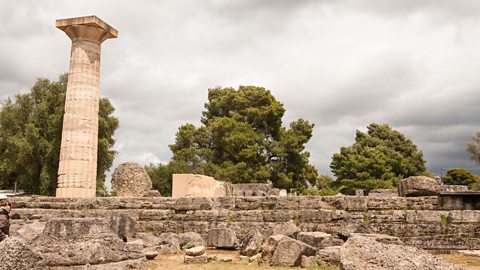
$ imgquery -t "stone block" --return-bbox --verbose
[368,189,398,198]
[439,185,469,193]
[184,254,207,264]
[367,197,407,210]
[301,255,318,268]
[340,234,464,270]
[405,210,450,224]
[172,174,232,198]
[440,196,464,210]
[240,229,265,256]
[207,228,239,248]
[270,236,317,267]
[174,197,213,211]
[272,221,300,238]
[317,246,341,265]
[398,176,440,197]
[296,232,333,248]
[323,196,368,211]
[234,197,263,210]
[185,246,205,256]
[112,162,153,197]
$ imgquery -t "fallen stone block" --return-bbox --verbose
[268,235,317,267]
[398,176,440,197]
[297,231,336,249]
[317,246,341,265]
[340,234,465,270]
[207,228,239,248]
[240,229,265,256]
[179,231,206,249]
[184,254,207,264]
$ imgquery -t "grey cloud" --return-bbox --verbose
[1,1,480,183]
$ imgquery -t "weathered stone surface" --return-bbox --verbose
[0,237,43,270]
[173,174,232,198]
[175,197,213,211]
[34,218,145,268]
[323,195,368,211]
[269,236,317,267]
[108,212,137,240]
[240,229,265,256]
[368,189,398,198]
[261,234,285,264]
[184,254,207,264]
[296,231,341,248]
[112,162,153,197]
[272,221,300,238]
[14,220,45,244]
[157,232,181,253]
[317,246,341,265]
[351,233,403,245]
[340,234,465,270]
[301,255,318,268]
[207,228,239,248]
[185,245,205,256]
[56,16,117,199]
[398,176,440,197]
[144,190,162,197]
[439,185,469,193]
[233,183,279,196]
[179,232,206,249]
[137,233,161,247]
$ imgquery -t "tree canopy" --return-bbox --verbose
[330,123,426,194]
[150,86,317,193]
[0,75,119,195]
[443,168,479,189]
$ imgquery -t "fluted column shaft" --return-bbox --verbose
[56,16,117,198]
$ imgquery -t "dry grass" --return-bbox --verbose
[436,254,480,270]
[147,250,338,270]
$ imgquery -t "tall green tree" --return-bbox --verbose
[0,74,119,195]
[330,123,426,194]
[166,86,317,192]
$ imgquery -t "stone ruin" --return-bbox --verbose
[172,173,285,198]
[5,14,477,270]
[56,16,117,198]
[4,173,480,269]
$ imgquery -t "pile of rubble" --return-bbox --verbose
[2,215,468,270]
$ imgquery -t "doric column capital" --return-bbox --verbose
[56,15,118,44]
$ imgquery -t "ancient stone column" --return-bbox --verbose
[56,16,118,198]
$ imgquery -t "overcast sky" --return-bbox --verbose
[1,0,480,184]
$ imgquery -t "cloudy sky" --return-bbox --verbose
[1,0,480,184]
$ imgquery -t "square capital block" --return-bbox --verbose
[56,15,118,42]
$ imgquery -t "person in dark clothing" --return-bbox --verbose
[0,199,10,241]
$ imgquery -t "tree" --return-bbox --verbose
[0,75,119,195]
[443,168,479,189]
[330,123,426,194]
[167,86,317,192]
[467,131,480,165]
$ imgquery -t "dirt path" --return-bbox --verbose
[436,254,480,270]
